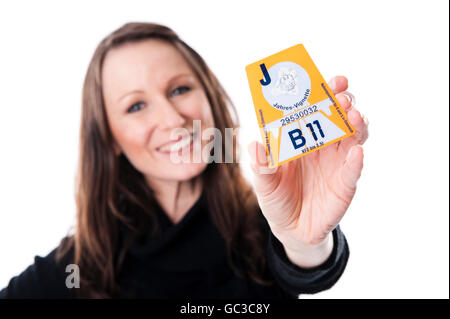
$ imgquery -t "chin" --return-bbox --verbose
[162,162,207,182]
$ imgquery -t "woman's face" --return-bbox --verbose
[102,39,214,184]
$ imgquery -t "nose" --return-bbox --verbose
[154,96,186,130]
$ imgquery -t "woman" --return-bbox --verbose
[0,22,368,298]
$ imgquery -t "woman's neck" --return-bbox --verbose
[145,175,203,224]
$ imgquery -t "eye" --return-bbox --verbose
[171,86,191,97]
[127,101,145,113]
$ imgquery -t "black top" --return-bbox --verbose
[0,191,349,299]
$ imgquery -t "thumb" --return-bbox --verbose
[340,145,364,190]
[247,141,279,178]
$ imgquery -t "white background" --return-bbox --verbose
[0,0,448,298]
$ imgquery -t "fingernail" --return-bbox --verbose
[256,144,268,166]
[345,146,355,163]
[329,78,337,92]
[342,91,356,109]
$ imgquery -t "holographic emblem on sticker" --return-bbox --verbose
[245,44,355,168]
[272,67,299,96]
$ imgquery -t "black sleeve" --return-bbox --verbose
[0,247,76,299]
[266,224,350,297]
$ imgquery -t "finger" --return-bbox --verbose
[336,93,352,112]
[340,144,364,190]
[247,141,279,177]
[347,108,369,145]
[328,75,348,95]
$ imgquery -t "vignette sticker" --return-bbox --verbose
[245,43,355,168]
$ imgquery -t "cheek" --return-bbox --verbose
[201,101,215,128]
[113,120,151,155]
[180,91,214,127]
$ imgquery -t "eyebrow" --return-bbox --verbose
[116,73,195,103]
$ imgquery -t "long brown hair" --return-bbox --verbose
[56,22,270,298]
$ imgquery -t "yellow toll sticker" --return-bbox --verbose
[245,44,355,168]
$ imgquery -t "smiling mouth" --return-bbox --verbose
[157,131,197,154]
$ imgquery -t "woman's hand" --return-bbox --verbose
[248,76,368,268]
